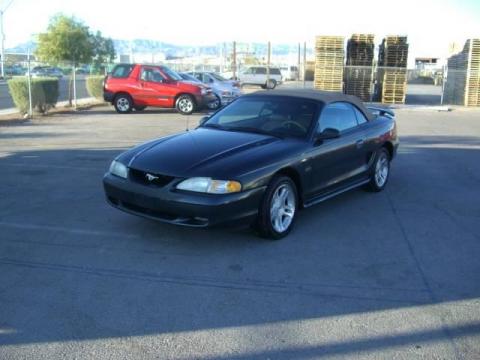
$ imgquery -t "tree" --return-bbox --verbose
[91,31,115,73]
[36,14,94,66]
[35,14,116,103]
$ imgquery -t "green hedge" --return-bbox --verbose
[86,75,105,100]
[7,77,59,114]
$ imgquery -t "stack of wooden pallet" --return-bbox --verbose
[344,34,374,101]
[376,36,409,104]
[444,39,480,106]
[314,36,344,91]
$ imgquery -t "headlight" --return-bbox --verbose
[176,177,241,194]
[109,160,128,179]
[200,88,208,95]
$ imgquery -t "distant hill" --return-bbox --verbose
[7,38,310,58]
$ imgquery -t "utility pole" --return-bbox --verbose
[0,0,15,79]
[297,42,301,81]
[232,41,236,80]
[303,41,307,88]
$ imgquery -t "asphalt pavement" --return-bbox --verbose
[0,106,479,359]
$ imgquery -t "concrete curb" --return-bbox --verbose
[0,97,99,116]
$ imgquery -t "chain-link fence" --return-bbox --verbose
[1,42,477,116]
[0,52,117,116]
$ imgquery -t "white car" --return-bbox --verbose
[238,66,283,89]
[280,65,299,81]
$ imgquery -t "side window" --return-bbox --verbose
[255,67,266,75]
[353,107,368,125]
[204,74,214,83]
[270,68,281,75]
[140,68,165,83]
[192,73,203,82]
[112,64,134,78]
[318,102,358,133]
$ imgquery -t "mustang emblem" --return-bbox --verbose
[145,173,159,182]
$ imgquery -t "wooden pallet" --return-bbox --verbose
[314,36,345,92]
[444,39,480,106]
[374,36,409,103]
[344,34,375,100]
[378,36,409,68]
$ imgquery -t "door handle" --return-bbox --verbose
[356,139,365,148]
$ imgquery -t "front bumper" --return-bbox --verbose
[195,93,218,110]
[103,173,265,227]
[104,90,115,103]
[219,93,241,105]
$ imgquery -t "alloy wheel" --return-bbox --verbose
[178,98,193,113]
[116,97,130,112]
[374,152,389,187]
[270,183,296,233]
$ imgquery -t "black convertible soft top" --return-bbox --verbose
[246,89,375,121]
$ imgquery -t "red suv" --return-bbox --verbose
[103,64,217,114]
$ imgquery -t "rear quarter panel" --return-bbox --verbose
[363,116,398,160]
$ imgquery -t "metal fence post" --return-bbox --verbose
[303,41,307,88]
[441,64,447,105]
[266,41,271,88]
[73,63,77,109]
[232,41,236,80]
[298,42,301,81]
[27,48,32,118]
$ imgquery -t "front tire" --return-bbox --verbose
[367,148,390,192]
[176,94,196,115]
[266,79,277,89]
[256,176,298,240]
[207,95,221,110]
[114,94,133,114]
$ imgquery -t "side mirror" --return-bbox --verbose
[315,128,340,142]
[199,116,210,126]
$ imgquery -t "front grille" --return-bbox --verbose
[129,168,174,187]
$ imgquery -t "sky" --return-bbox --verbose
[2,0,480,62]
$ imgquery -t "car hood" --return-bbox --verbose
[128,128,281,177]
[213,82,241,93]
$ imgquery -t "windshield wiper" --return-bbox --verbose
[225,126,283,138]
[202,123,226,130]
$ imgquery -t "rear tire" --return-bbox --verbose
[266,79,277,90]
[367,148,390,192]
[114,94,133,114]
[256,176,298,240]
[176,94,196,115]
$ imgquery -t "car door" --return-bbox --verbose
[254,67,267,84]
[240,67,255,84]
[134,66,169,107]
[305,102,368,198]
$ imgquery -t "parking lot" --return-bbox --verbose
[0,106,479,359]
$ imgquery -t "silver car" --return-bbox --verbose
[184,72,242,109]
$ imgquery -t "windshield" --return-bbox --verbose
[160,66,183,81]
[209,72,227,81]
[203,97,318,138]
[180,73,201,82]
